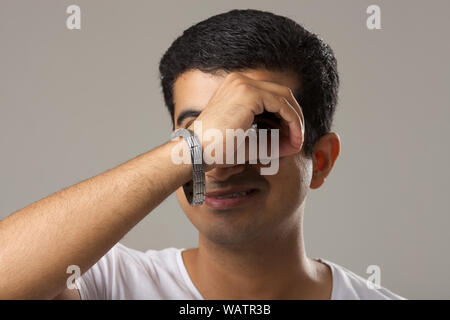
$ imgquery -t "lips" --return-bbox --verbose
[205,187,260,210]
[209,190,253,199]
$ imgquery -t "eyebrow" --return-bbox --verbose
[176,109,201,126]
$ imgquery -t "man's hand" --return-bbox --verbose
[187,72,305,170]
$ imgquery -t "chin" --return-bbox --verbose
[196,219,266,246]
[202,231,256,246]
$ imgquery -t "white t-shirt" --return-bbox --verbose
[76,242,405,300]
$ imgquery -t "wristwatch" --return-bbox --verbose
[170,128,206,206]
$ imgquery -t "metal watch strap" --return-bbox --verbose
[170,128,205,206]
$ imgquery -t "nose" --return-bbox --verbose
[206,165,246,182]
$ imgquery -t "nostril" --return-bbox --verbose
[206,165,246,182]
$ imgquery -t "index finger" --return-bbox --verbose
[235,73,305,137]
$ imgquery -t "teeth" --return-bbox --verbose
[214,191,250,199]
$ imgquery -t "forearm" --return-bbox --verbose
[0,139,190,299]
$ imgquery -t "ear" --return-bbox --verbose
[310,132,341,189]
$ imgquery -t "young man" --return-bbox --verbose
[0,9,404,300]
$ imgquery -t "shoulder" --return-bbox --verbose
[89,242,182,278]
[318,258,406,300]
[77,243,188,299]
[111,242,181,270]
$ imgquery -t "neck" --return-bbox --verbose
[184,209,331,299]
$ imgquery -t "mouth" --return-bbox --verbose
[205,187,260,210]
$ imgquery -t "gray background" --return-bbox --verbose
[1,0,449,299]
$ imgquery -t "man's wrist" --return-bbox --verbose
[170,129,206,206]
[159,139,193,184]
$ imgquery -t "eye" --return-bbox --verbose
[184,119,196,129]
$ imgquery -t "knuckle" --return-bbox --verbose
[236,82,253,94]
[252,95,263,114]
[227,72,242,83]
[278,95,287,106]
[255,101,264,114]
[286,87,294,96]
[282,87,294,99]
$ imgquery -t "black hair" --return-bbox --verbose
[159,9,339,158]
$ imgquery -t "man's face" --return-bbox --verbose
[172,68,313,245]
